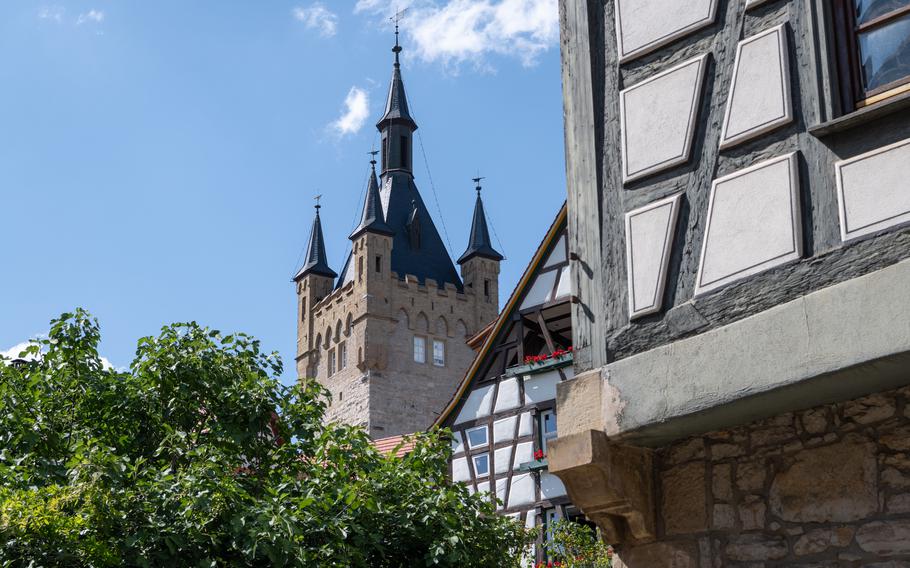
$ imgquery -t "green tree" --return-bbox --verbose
[539,520,613,568]
[0,309,530,567]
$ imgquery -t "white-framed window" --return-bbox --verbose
[466,425,488,449]
[472,453,490,478]
[414,336,426,363]
[339,342,347,370]
[433,339,445,367]
[328,348,336,375]
[540,410,558,453]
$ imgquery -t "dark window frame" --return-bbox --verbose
[831,0,910,110]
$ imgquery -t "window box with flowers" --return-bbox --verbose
[504,347,574,378]
[516,449,549,473]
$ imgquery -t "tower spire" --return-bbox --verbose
[350,151,394,239]
[295,199,337,280]
[377,14,417,134]
[458,178,504,264]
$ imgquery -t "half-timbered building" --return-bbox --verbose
[435,203,581,563]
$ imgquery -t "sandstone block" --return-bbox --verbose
[667,437,706,465]
[750,425,794,448]
[799,408,828,435]
[713,504,736,529]
[769,436,877,522]
[724,534,788,562]
[738,499,766,530]
[887,493,910,513]
[613,541,699,568]
[736,462,766,493]
[711,443,745,460]
[856,520,910,555]
[793,526,855,555]
[843,392,895,424]
[881,425,910,452]
[662,462,708,535]
[712,463,733,502]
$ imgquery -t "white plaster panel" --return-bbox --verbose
[519,268,558,310]
[720,24,792,149]
[454,384,495,424]
[555,266,572,300]
[524,370,560,404]
[493,377,521,413]
[544,235,567,268]
[508,473,536,509]
[495,477,508,508]
[836,137,910,242]
[562,366,575,380]
[525,508,537,529]
[696,153,802,295]
[518,412,533,437]
[625,193,683,319]
[476,481,490,497]
[513,441,534,470]
[746,0,775,7]
[451,431,465,455]
[540,472,568,499]
[493,415,518,444]
[494,446,514,475]
[621,54,709,183]
[452,457,471,483]
[615,0,719,62]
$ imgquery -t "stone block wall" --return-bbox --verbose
[615,384,910,566]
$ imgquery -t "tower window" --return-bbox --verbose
[400,136,409,169]
[484,279,491,298]
[375,255,382,273]
[328,348,336,375]
[413,336,426,364]
[339,342,347,370]
[358,257,364,282]
[433,340,445,367]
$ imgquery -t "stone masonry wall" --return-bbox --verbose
[615,384,910,567]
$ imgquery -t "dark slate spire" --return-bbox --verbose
[295,200,337,280]
[350,154,394,240]
[458,178,504,264]
[377,24,417,131]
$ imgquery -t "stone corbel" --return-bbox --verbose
[548,429,655,545]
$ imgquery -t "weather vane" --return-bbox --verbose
[314,194,323,210]
[391,7,408,59]
[368,148,380,165]
[472,176,485,194]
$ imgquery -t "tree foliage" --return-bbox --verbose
[0,309,530,567]
[539,520,613,568]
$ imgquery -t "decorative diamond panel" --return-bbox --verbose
[615,0,719,62]
[836,138,910,242]
[719,24,793,149]
[625,193,683,319]
[620,54,709,183]
[696,153,802,295]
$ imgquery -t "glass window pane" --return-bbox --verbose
[473,453,490,477]
[467,426,488,448]
[858,13,910,91]
[856,0,910,24]
[433,340,445,366]
[543,411,558,435]
[414,336,426,363]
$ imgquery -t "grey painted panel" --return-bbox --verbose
[696,153,802,295]
[620,54,709,183]
[719,24,793,149]
[836,137,910,242]
[625,193,684,319]
[615,0,719,62]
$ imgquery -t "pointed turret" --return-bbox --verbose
[295,202,337,280]
[350,156,394,240]
[458,179,504,264]
[377,26,417,175]
[377,26,417,131]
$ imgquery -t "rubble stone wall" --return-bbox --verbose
[615,384,910,567]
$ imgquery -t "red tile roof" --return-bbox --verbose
[372,435,417,457]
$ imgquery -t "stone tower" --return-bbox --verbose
[294,36,502,438]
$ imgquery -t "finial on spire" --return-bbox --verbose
[314,194,323,211]
[391,8,407,65]
[472,176,485,195]
[368,148,380,168]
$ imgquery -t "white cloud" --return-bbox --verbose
[292,3,339,37]
[76,9,104,25]
[355,0,558,68]
[330,86,370,136]
[38,5,65,22]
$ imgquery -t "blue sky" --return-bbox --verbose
[0,0,566,382]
